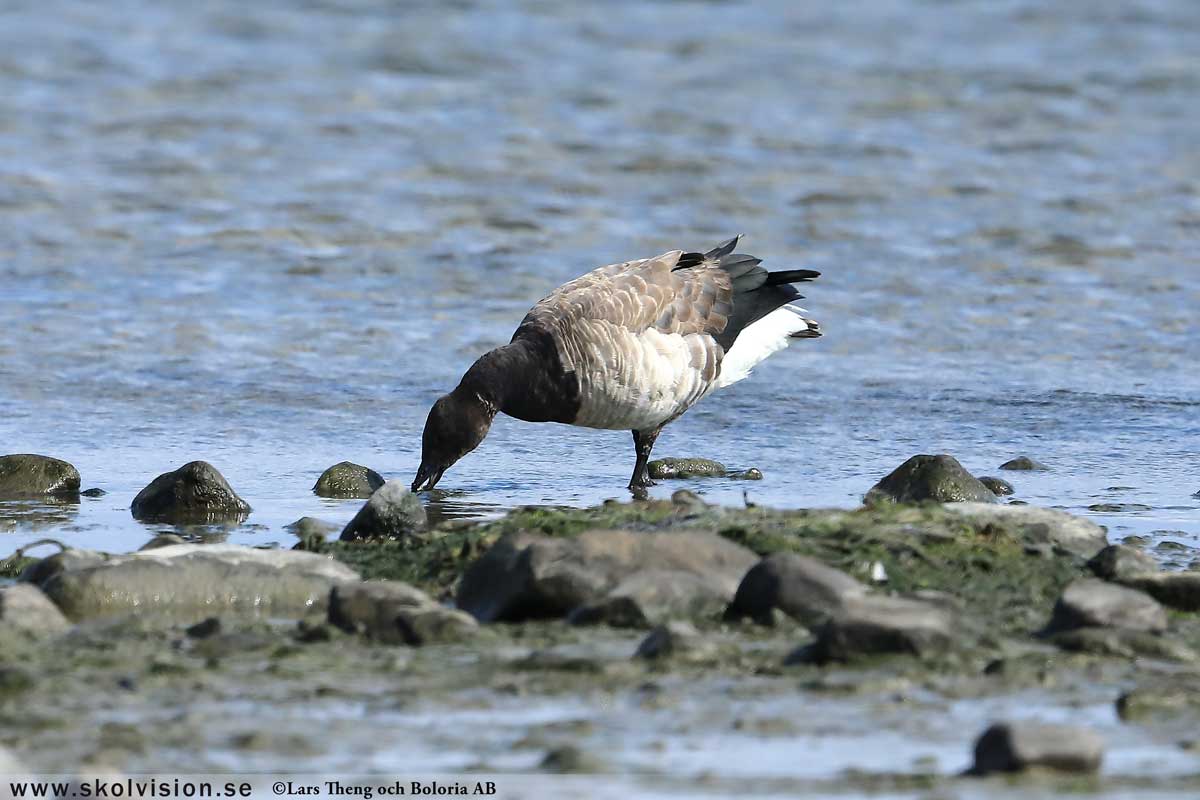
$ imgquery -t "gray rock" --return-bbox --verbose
[1088,544,1158,581]
[339,481,426,541]
[312,461,385,498]
[730,467,764,480]
[27,544,359,622]
[1046,578,1167,634]
[726,552,866,626]
[457,529,757,623]
[804,595,958,662]
[972,722,1103,774]
[635,620,715,660]
[1117,571,1200,612]
[569,569,730,627]
[0,584,70,637]
[946,503,1108,557]
[864,455,996,505]
[999,456,1049,471]
[647,457,726,479]
[328,581,476,645]
[978,477,1015,496]
[0,454,80,498]
[130,461,251,522]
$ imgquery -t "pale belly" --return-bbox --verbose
[560,321,719,431]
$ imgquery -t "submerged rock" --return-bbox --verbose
[971,722,1103,774]
[978,477,1015,496]
[726,552,866,626]
[647,457,727,479]
[1087,544,1158,581]
[312,461,385,498]
[1046,578,1167,634]
[130,461,251,522]
[339,481,426,541]
[946,503,1108,557]
[0,584,70,638]
[0,454,80,498]
[328,581,476,645]
[730,467,764,481]
[456,529,756,623]
[802,595,958,663]
[27,543,359,622]
[864,455,995,505]
[139,533,187,551]
[999,456,1049,471]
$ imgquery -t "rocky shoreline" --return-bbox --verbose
[0,452,1198,792]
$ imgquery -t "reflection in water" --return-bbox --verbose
[0,497,80,533]
[418,488,503,529]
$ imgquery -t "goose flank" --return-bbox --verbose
[412,236,821,492]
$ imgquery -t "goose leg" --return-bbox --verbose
[628,427,661,490]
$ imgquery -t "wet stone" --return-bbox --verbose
[864,454,996,505]
[312,461,385,498]
[999,456,1049,471]
[80,488,106,498]
[139,534,186,551]
[730,468,763,481]
[286,517,339,550]
[0,454,81,499]
[1087,544,1158,581]
[726,552,866,626]
[568,569,730,627]
[1046,578,1167,634]
[971,722,1103,774]
[185,617,221,639]
[801,595,958,663]
[339,481,427,542]
[130,461,251,523]
[978,476,1015,496]
[647,457,726,479]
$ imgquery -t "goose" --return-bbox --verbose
[412,236,821,492]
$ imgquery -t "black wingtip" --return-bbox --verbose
[765,268,820,285]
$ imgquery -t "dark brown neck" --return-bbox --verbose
[456,332,579,424]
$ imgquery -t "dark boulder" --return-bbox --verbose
[971,722,1103,774]
[130,461,250,522]
[456,529,757,623]
[1087,544,1158,582]
[1045,578,1167,634]
[0,454,80,499]
[339,481,426,542]
[726,553,866,626]
[312,462,385,499]
[864,455,995,505]
[999,456,1049,471]
[800,595,958,663]
[978,477,1014,496]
